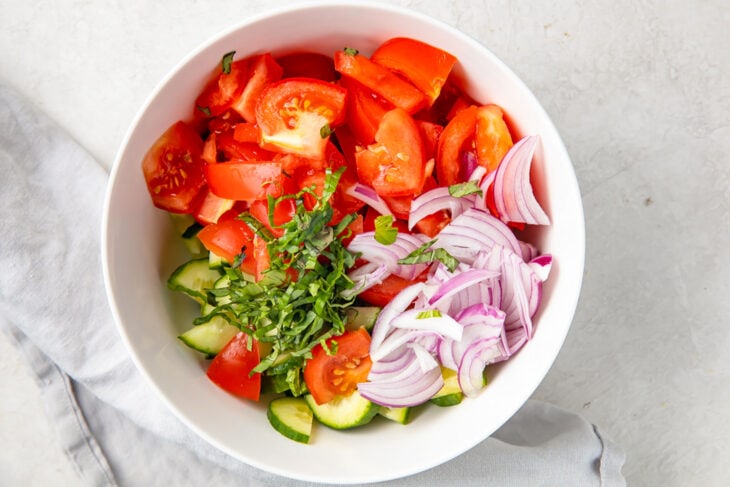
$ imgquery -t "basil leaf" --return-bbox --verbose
[320,123,332,139]
[374,215,398,245]
[448,180,483,198]
[344,47,359,56]
[398,239,460,272]
[221,50,236,74]
[196,105,212,117]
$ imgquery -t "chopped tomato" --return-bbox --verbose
[232,122,260,143]
[248,198,296,238]
[207,333,261,401]
[231,53,284,122]
[197,218,257,274]
[195,59,249,118]
[333,50,428,114]
[370,37,456,105]
[303,328,372,405]
[296,167,362,225]
[358,274,425,307]
[355,107,426,197]
[436,105,478,186]
[203,160,284,201]
[141,121,205,214]
[340,213,364,246]
[252,234,271,282]
[207,109,244,134]
[475,104,513,173]
[340,76,393,144]
[256,78,347,160]
[277,51,337,81]
[194,188,235,225]
[417,120,443,162]
[201,132,218,164]
[216,130,275,161]
[414,210,450,237]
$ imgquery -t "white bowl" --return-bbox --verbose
[102,1,585,483]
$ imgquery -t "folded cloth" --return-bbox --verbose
[0,81,626,487]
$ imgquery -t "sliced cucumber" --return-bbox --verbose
[208,250,227,270]
[267,397,313,444]
[178,316,239,355]
[167,258,221,303]
[344,306,381,332]
[168,213,205,257]
[430,367,463,407]
[378,406,411,424]
[304,391,378,430]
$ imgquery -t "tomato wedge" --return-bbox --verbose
[475,104,513,173]
[277,51,337,81]
[333,50,428,114]
[204,160,284,201]
[358,274,425,307]
[141,121,205,214]
[370,37,457,105]
[249,198,296,238]
[436,105,478,186]
[197,217,257,274]
[207,332,261,401]
[195,59,249,118]
[303,328,372,405]
[231,53,283,122]
[194,188,235,225]
[256,78,347,160]
[355,107,426,197]
[340,76,392,144]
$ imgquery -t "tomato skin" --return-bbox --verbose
[303,328,372,405]
[197,218,257,272]
[475,104,513,173]
[333,50,428,115]
[249,198,295,238]
[231,53,283,122]
[256,78,347,160]
[277,51,337,81]
[194,188,235,225]
[436,105,478,186]
[355,107,426,197]
[358,274,425,307]
[370,37,457,105]
[340,76,392,144]
[195,60,249,118]
[207,332,261,401]
[141,121,206,214]
[204,160,284,201]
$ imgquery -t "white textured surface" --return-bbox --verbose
[0,0,728,486]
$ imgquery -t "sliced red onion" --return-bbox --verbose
[341,262,389,298]
[439,304,506,373]
[457,336,506,397]
[475,169,496,212]
[370,328,442,362]
[428,268,499,308]
[408,187,474,230]
[358,349,445,408]
[347,232,429,280]
[492,135,550,225]
[529,254,553,281]
[369,282,426,351]
[461,151,479,180]
[409,342,440,372]
[390,309,463,341]
[519,240,539,262]
[433,208,524,264]
[345,182,392,216]
[468,165,487,183]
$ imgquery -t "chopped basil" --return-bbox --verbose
[374,214,398,245]
[320,123,333,139]
[196,105,212,117]
[398,239,460,272]
[448,180,483,198]
[416,309,443,319]
[343,47,359,56]
[221,50,236,74]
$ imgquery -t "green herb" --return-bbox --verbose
[199,167,358,395]
[344,47,359,56]
[416,309,442,319]
[448,180,483,198]
[374,214,398,245]
[320,123,333,139]
[181,221,203,239]
[221,50,236,74]
[398,239,460,272]
[196,105,212,117]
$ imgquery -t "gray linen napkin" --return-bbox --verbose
[0,81,626,486]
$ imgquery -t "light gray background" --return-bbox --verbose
[1,0,728,485]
